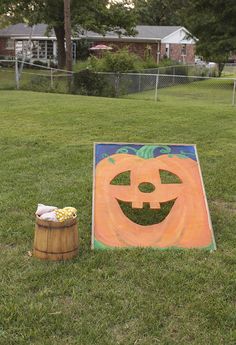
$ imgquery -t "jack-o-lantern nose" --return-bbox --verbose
[138,182,155,193]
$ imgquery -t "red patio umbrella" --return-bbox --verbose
[89,44,113,51]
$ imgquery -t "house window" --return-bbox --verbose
[15,40,30,57]
[38,41,46,59]
[15,41,22,56]
[144,45,152,59]
[165,44,170,58]
[6,39,14,50]
[46,41,54,59]
[181,44,187,56]
[32,41,39,59]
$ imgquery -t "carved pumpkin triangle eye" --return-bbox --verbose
[110,171,131,185]
[159,170,182,184]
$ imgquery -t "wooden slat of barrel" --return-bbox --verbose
[60,221,78,260]
[34,216,78,260]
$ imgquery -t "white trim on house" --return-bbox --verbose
[78,36,162,43]
[162,27,196,44]
[11,35,161,44]
[11,36,56,40]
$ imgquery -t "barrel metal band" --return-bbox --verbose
[34,247,78,255]
[36,222,75,230]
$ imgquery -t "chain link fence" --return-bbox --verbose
[222,63,236,76]
[140,64,218,77]
[99,72,236,105]
[0,59,73,93]
[0,59,235,106]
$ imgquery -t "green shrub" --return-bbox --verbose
[21,74,69,93]
[89,55,105,71]
[142,56,158,69]
[74,59,91,71]
[158,58,179,67]
[0,61,14,68]
[21,75,52,92]
[173,65,188,76]
[208,67,218,77]
[100,49,141,73]
[74,49,143,73]
[76,39,90,60]
[73,56,104,72]
[32,60,48,68]
[72,69,113,96]
[49,61,58,69]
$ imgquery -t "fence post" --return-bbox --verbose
[172,67,175,84]
[115,73,120,97]
[232,79,236,106]
[138,74,141,92]
[50,68,54,89]
[154,73,159,102]
[15,57,20,89]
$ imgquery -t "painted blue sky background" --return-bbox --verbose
[95,143,197,165]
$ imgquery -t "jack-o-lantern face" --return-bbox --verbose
[93,152,214,249]
[112,169,180,226]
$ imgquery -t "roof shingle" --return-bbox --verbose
[0,23,182,41]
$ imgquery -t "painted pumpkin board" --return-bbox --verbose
[92,143,216,250]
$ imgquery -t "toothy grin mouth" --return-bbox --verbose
[117,199,176,226]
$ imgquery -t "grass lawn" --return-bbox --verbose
[0,68,68,93]
[126,78,235,105]
[0,68,16,89]
[0,91,236,345]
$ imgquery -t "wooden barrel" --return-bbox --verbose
[33,216,78,261]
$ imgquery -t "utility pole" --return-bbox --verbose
[64,0,72,72]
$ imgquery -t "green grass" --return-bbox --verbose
[222,65,236,77]
[127,78,235,105]
[0,68,69,93]
[0,68,16,89]
[0,91,236,345]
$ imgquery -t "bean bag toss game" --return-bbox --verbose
[92,143,216,250]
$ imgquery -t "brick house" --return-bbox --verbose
[82,26,196,64]
[0,23,196,64]
[0,24,57,61]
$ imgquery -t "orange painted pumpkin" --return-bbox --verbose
[94,153,213,248]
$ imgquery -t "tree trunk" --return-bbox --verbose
[54,25,66,69]
[218,62,225,77]
[64,0,73,72]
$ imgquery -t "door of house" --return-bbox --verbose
[165,44,170,58]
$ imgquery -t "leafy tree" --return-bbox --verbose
[0,0,137,68]
[0,14,10,28]
[134,0,187,26]
[135,0,236,75]
[184,0,236,75]
[64,0,72,71]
